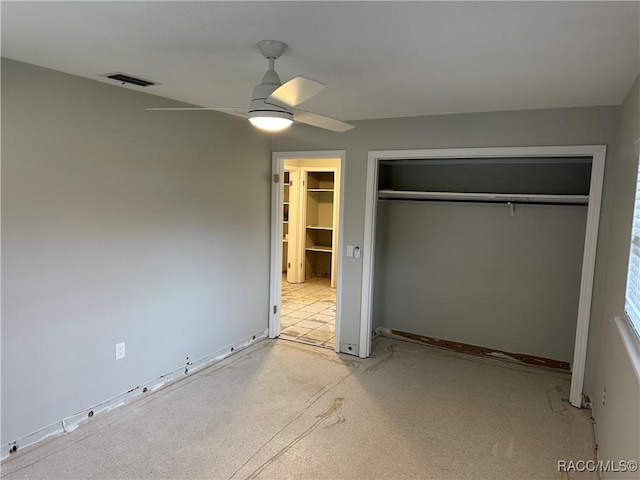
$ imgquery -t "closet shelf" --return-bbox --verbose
[307,188,334,193]
[306,245,332,253]
[378,190,589,205]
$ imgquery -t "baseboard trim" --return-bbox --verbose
[1,328,268,460]
[377,328,571,371]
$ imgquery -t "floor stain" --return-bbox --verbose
[363,344,401,375]
[546,383,570,415]
[227,345,360,480]
[201,342,271,377]
[243,398,346,479]
[323,402,346,429]
[279,340,361,368]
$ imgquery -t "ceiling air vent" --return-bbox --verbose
[103,72,157,87]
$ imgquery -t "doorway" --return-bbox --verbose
[269,151,345,352]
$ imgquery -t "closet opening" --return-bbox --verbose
[269,151,345,352]
[361,146,607,407]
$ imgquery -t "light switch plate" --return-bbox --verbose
[115,342,126,360]
[346,245,354,257]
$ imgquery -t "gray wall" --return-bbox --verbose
[586,76,640,477]
[1,59,271,444]
[373,200,586,362]
[272,105,620,355]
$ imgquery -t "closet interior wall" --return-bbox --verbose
[373,158,592,364]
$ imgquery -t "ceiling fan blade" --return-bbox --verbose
[268,77,325,107]
[292,109,354,133]
[146,107,249,118]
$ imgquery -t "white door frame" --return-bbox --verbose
[269,150,346,354]
[360,145,607,407]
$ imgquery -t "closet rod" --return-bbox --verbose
[377,190,589,205]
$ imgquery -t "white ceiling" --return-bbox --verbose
[2,1,639,121]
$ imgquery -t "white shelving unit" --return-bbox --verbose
[304,171,335,283]
[282,163,340,288]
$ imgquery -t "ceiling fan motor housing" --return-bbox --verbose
[249,40,293,121]
[249,83,293,120]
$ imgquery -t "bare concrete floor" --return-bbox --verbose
[1,337,597,479]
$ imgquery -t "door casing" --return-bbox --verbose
[269,150,346,354]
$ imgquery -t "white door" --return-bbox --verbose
[284,168,304,283]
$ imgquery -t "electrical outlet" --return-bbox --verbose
[115,342,126,360]
[602,387,606,405]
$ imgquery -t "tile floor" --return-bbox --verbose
[280,275,336,349]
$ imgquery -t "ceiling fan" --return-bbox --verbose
[148,40,354,133]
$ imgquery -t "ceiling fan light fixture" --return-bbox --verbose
[147,40,353,133]
[248,110,293,132]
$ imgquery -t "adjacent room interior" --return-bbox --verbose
[279,158,341,349]
[1,2,639,479]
